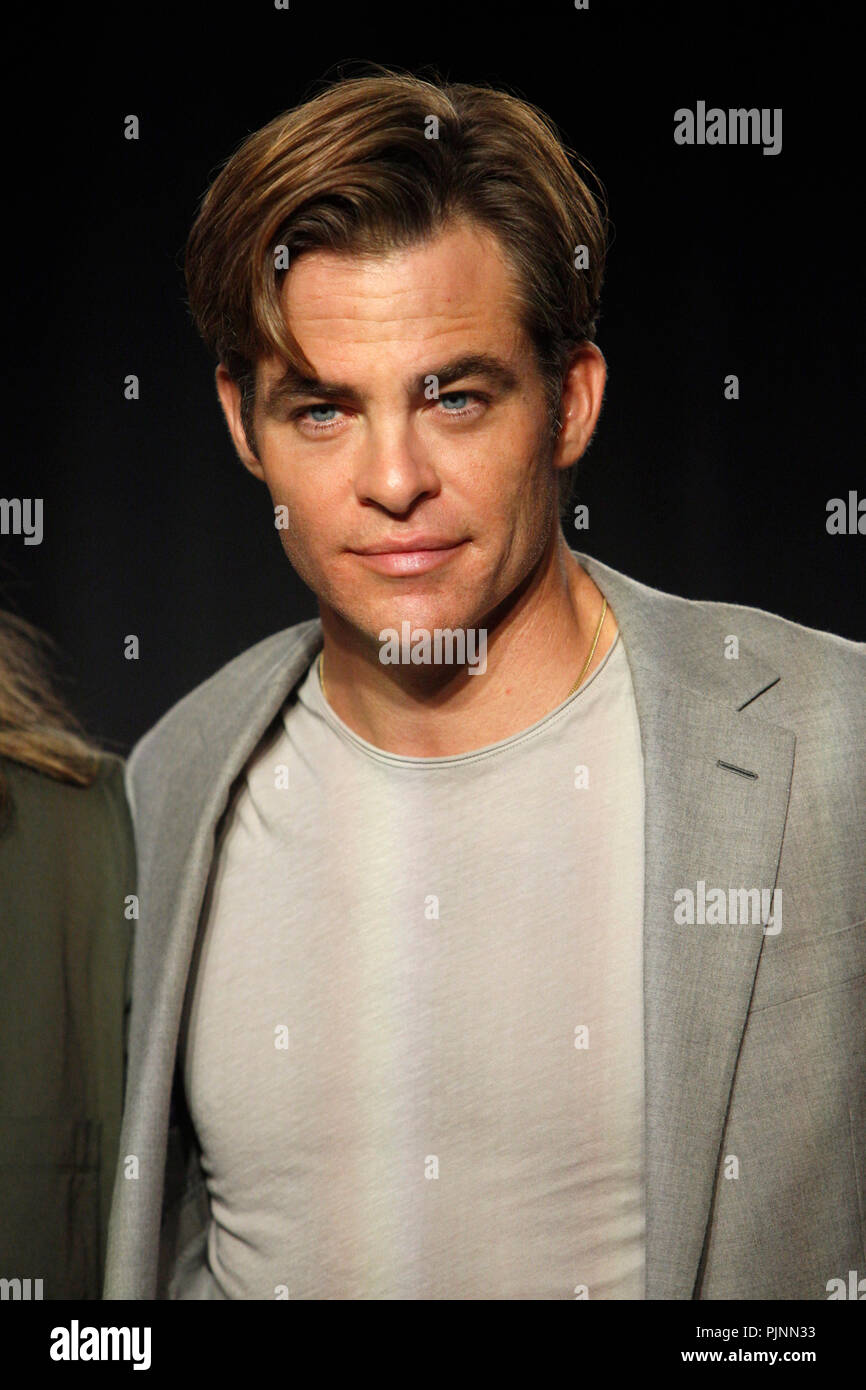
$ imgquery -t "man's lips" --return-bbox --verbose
[351,539,467,575]
[353,536,464,554]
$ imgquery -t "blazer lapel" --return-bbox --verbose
[573,551,796,1299]
[111,620,324,1296]
[142,621,325,1061]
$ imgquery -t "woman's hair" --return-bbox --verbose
[0,609,100,819]
[184,67,608,508]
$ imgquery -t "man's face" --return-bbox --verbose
[222,219,583,656]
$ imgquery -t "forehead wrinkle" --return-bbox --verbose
[268,223,533,405]
[290,319,489,351]
[281,307,507,368]
[283,231,518,325]
[286,289,498,327]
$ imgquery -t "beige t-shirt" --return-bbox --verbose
[177,631,646,1299]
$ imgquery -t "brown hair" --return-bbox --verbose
[185,67,608,509]
[0,610,100,822]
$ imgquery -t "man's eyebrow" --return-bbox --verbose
[420,353,519,395]
[261,352,519,415]
[263,371,356,412]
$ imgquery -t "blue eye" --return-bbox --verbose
[441,393,470,410]
[308,405,339,423]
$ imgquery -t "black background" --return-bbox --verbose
[4,1,863,754]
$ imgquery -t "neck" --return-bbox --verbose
[317,529,616,758]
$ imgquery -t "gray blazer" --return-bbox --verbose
[104,549,866,1299]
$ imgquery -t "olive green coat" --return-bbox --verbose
[0,754,135,1298]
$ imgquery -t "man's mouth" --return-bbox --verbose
[351,537,467,576]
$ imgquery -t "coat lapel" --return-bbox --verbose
[573,551,795,1298]
[109,620,325,1296]
[141,620,325,1068]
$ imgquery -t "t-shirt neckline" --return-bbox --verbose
[296,630,623,769]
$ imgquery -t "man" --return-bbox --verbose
[105,71,865,1300]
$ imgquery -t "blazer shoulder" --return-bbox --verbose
[612,558,865,669]
[692,594,866,705]
[127,619,319,779]
[579,550,865,714]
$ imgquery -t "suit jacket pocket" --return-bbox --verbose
[0,1116,101,1299]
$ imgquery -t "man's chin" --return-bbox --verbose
[331,602,484,654]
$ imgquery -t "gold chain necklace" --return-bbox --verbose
[565,595,608,697]
[318,596,608,705]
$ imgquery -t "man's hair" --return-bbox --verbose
[185,67,608,512]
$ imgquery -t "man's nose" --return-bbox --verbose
[353,417,440,512]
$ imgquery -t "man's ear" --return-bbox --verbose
[551,343,607,475]
[215,364,265,480]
